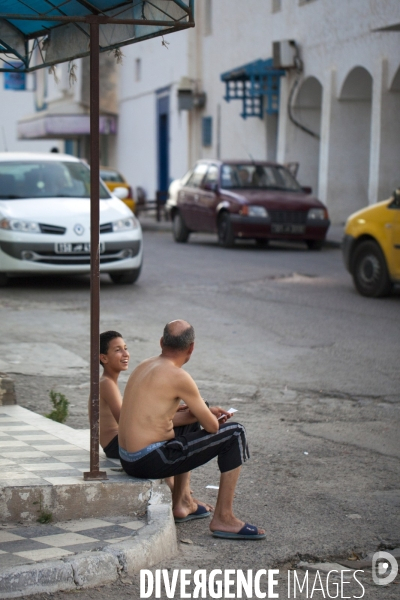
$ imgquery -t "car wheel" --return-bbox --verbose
[306,239,323,250]
[255,238,269,248]
[173,211,190,243]
[109,266,141,285]
[0,273,9,287]
[218,213,235,248]
[352,241,391,297]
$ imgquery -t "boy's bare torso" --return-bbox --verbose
[99,377,120,448]
[88,377,120,449]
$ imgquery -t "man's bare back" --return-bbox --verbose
[119,353,217,453]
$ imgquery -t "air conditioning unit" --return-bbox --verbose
[272,40,297,69]
[177,77,206,110]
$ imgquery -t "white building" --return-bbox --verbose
[0,70,58,154]
[116,0,400,224]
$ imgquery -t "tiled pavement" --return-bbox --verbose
[0,405,124,488]
[0,406,176,589]
[0,516,144,569]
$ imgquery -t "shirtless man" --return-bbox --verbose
[119,320,265,540]
[95,330,129,459]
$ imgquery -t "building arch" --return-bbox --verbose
[339,66,373,100]
[288,75,322,194]
[389,65,400,92]
[330,66,373,218]
[380,64,400,198]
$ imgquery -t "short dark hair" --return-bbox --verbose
[162,323,195,351]
[100,330,122,365]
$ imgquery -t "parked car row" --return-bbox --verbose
[1,152,398,297]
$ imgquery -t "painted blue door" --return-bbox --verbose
[157,93,169,195]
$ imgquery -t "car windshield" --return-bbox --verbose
[0,161,111,199]
[221,164,302,192]
[100,169,124,183]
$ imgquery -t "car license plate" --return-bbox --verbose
[55,242,105,254]
[271,224,305,234]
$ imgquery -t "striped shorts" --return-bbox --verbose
[120,421,250,479]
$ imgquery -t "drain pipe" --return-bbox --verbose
[287,43,320,140]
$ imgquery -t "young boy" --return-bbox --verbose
[96,330,130,458]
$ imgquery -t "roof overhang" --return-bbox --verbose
[0,1,195,72]
[18,111,117,139]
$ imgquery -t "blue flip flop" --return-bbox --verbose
[212,523,266,540]
[174,504,211,523]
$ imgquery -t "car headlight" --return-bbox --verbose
[308,208,326,220]
[111,217,138,232]
[0,218,41,233]
[247,206,269,218]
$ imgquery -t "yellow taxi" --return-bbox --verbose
[100,167,136,214]
[342,189,400,297]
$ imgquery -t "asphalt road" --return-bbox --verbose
[1,227,399,599]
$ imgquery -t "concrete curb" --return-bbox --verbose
[0,483,178,599]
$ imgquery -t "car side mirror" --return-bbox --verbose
[302,186,312,195]
[203,181,218,192]
[113,186,129,200]
[392,188,400,206]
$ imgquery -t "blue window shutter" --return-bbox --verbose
[202,117,212,147]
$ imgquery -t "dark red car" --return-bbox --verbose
[171,160,330,249]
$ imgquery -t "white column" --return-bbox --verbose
[368,58,387,206]
[276,74,290,164]
[318,68,336,209]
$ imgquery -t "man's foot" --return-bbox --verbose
[210,516,265,539]
[173,494,199,521]
[193,497,214,512]
[175,504,211,523]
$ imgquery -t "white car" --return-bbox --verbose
[0,153,143,285]
[165,168,194,217]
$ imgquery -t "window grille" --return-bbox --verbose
[221,58,285,119]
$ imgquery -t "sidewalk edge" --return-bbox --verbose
[0,483,177,599]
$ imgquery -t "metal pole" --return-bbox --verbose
[84,19,107,481]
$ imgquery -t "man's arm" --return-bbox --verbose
[174,372,220,433]
[172,408,198,427]
[100,378,122,423]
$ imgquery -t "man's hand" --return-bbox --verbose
[209,406,232,425]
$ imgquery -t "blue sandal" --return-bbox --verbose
[212,523,266,540]
[174,504,211,523]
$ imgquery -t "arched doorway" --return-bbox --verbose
[380,65,400,199]
[333,67,372,218]
[291,76,322,195]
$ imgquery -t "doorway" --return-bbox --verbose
[157,93,170,195]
